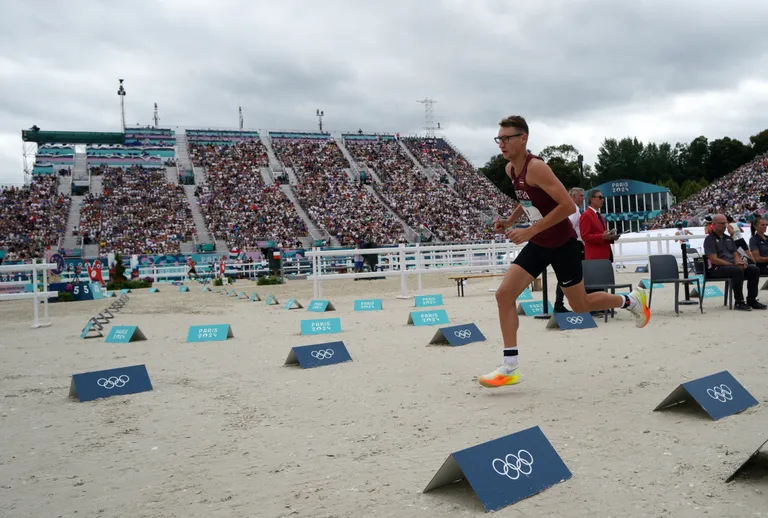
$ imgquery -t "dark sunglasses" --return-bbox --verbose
[593,195,604,200]
[494,133,524,144]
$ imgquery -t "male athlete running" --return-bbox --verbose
[478,116,651,389]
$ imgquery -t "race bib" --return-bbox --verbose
[521,201,543,224]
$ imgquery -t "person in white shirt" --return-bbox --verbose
[554,187,585,312]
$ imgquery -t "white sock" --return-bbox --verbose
[622,294,638,310]
[503,347,518,367]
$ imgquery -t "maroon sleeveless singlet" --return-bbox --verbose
[508,154,576,249]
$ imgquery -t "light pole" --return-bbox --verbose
[117,79,126,132]
[316,109,324,132]
[577,154,584,188]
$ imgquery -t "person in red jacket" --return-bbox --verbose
[580,189,618,261]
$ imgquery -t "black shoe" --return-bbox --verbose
[553,305,570,313]
[734,302,752,311]
[748,301,767,310]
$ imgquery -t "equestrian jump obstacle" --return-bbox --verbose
[0,260,58,328]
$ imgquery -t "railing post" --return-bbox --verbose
[416,243,423,296]
[397,243,410,299]
[31,260,39,329]
[42,262,49,324]
[312,247,319,299]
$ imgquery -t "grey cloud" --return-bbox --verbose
[1,0,768,182]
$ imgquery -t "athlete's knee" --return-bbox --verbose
[495,283,519,308]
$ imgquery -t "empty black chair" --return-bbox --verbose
[648,254,702,315]
[701,254,733,310]
[582,259,633,322]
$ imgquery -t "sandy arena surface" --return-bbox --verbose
[1,271,766,517]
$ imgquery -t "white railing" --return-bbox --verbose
[0,261,57,328]
[305,233,711,298]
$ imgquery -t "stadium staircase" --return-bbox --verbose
[333,135,363,182]
[278,184,339,247]
[175,130,194,175]
[73,149,88,189]
[398,141,437,181]
[182,184,212,248]
[61,195,83,250]
[90,174,103,195]
[283,167,299,185]
[259,167,275,185]
[84,243,100,257]
[364,184,419,243]
[165,166,178,184]
[260,134,285,173]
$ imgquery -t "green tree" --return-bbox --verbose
[538,144,583,188]
[478,153,514,198]
[750,129,768,156]
[705,137,755,181]
[594,137,646,183]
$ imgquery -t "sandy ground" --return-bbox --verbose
[0,270,766,518]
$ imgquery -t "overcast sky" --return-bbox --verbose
[1,0,768,185]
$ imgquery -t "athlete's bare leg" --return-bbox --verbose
[495,264,534,348]
[561,281,623,313]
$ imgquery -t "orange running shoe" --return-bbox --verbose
[478,364,522,388]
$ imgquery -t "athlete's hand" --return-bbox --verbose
[506,226,534,245]
[493,219,510,234]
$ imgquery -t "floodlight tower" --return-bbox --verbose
[417,97,437,138]
[239,106,244,130]
[316,109,324,132]
[153,103,159,128]
[117,79,127,132]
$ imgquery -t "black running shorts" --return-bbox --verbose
[512,238,584,288]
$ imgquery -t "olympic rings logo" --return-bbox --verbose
[492,450,534,480]
[97,375,130,390]
[454,329,472,339]
[311,349,335,360]
[707,384,733,403]
[566,316,584,325]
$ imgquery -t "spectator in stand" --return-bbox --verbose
[78,166,195,255]
[271,138,405,246]
[704,213,765,311]
[748,216,768,275]
[649,155,768,229]
[189,140,308,249]
[0,176,70,261]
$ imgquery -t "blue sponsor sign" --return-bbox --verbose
[284,341,352,369]
[726,438,768,483]
[266,294,279,305]
[429,323,486,346]
[178,286,189,292]
[90,283,104,299]
[423,426,572,512]
[517,301,553,316]
[201,286,211,292]
[307,299,335,312]
[148,287,159,293]
[69,364,153,403]
[250,292,260,302]
[119,288,131,294]
[300,318,342,336]
[701,285,724,298]
[640,279,664,289]
[105,325,147,343]
[516,288,533,301]
[70,283,95,301]
[415,294,443,307]
[635,265,648,273]
[408,309,450,326]
[654,370,758,421]
[354,299,382,311]
[186,324,234,342]
[80,319,103,339]
[546,312,598,331]
[106,291,115,297]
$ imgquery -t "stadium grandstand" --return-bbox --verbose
[4,124,768,264]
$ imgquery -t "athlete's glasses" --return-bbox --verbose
[494,133,524,144]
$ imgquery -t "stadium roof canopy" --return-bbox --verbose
[22,128,125,145]
[591,179,670,197]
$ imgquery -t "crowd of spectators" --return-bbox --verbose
[271,138,406,245]
[345,139,493,242]
[649,156,768,229]
[0,176,70,261]
[403,137,517,218]
[78,166,196,255]
[190,140,307,248]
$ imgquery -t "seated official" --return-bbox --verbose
[748,216,768,275]
[704,214,766,311]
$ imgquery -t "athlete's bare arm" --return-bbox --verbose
[520,160,574,236]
